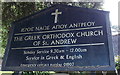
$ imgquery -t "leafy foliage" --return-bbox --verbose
[115,55,120,69]
[1,2,36,57]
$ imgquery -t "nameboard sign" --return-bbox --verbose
[2,4,115,71]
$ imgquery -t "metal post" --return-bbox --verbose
[102,71,107,75]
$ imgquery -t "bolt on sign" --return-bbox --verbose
[2,4,115,71]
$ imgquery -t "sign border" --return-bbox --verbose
[2,4,115,71]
